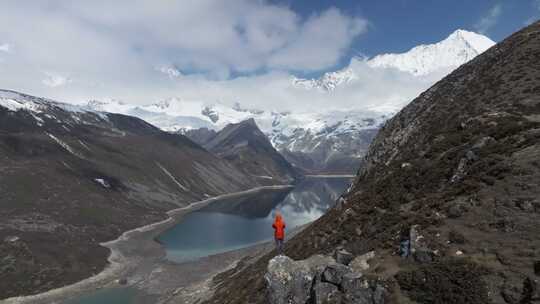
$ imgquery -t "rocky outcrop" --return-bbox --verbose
[265,255,334,304]
[265,253,385,304]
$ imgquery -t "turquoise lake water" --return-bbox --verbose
[65,177,351,304]
[158,177,351,262]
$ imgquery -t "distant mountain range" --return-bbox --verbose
[86,29,495,174]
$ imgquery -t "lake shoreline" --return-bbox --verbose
[1,185,293,304]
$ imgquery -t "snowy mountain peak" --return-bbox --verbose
[292,68,357,92]
[367,29,495,76]
[85,98,132,113]
[293,29,495,92]
[447,29,495,53]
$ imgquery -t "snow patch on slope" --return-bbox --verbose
[46,133,85,159]
[156,162,189,192]
[0,93,44,113]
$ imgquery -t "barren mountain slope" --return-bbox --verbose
[206,21,540,304]
[204,119,298,183]
[0,90,261,299]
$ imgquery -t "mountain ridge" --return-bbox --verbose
[202,119,298,182]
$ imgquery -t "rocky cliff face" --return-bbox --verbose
[0,90,262,299]
[265,251,385,304]
[203,119,298,183]
[206,21,540,304]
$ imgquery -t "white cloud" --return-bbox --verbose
[42,72,72,88]
[0,1,365,76]
[267,8,368,71]
[0,1,458,118]
[475,4,502,34]
[158,66,182,79]
[0,0,370,103]
[0,43,11,53]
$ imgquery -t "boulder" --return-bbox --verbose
[350,251,375,272]
[466,150,479,162]
[516,199,534,212]
[341,272,367,293]
[266,254,386,304]
[334,248,354,265]
[322,263,352,286]
[447,203,467,218]
[448,230,466,244]
[373,284,387,304]
[521,277,540,302]
[450,157,468,183]
[413,250,434,263]
[341,273,373,304]
[265,255,335,304]
[312,281,342,304]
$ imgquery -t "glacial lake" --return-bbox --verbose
[64,177,351,304]
[158,177,352,263]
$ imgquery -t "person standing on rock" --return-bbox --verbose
[399,225,411,258]
[272,212,286,255]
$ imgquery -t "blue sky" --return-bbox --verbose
[281,0,540,74]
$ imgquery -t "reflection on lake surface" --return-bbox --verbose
[158,177,351,263]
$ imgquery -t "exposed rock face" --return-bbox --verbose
[265,255,335,304]
[313,281,341,304]
[265,254,386,304]
[206,21,540,304]
[333,248,354,266]
[322,263,351,286]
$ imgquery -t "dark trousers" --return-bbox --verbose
[275,238,284,254]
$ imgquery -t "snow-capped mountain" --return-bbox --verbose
[85,29,495,173]
[368,29,495,75]
[293,29,495,91]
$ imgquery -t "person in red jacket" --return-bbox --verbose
[272,213,286,254]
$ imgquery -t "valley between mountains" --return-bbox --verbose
[1,21,539,304]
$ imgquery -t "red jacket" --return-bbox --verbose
[272,215,286,240]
